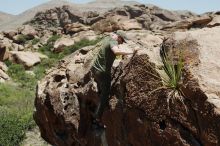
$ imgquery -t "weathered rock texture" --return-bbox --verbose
[0,1,219,146]
[34,27,220,146]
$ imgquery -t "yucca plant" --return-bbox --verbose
[160,43,183,93]
[159,42,186,111]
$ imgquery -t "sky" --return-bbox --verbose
[0,0,220,15]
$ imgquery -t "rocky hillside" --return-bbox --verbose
[1,1,220,146]
[0,0,138,31]
[0,11,14,24]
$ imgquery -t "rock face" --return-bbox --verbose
[27,4,201,33]
[0,1,219,146]
[9,51,41,68]
[53,37,75,53]
[64,23,90,34]
[173,26,220,113]
[34,28,220,146]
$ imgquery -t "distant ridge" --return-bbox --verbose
[0,11,14,24]
[0,0,138,31]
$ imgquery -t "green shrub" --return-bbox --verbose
[158,42,186,111]
[0,83,35,146]
[47,34,61,44]
[160,43,184,93]
[33,58,57,79]
[0,84,33,107]
[62,38,101,56]
[0,109,34,146]
[17,34,30,44]
[32,38,40,45]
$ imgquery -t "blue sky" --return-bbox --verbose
[0,0,220,15]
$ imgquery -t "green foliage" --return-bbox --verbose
[158,42,187,112]
[0,110,34,146]
[17,34,30,44]
[40,37,101,59]
[7,63,37,90]
[47,34,61,44]
[0,83,35,146]
[160,44,184,92]
[0,83,33,107]
[33,58,57,80]
[32,38,40,45]
[62,38,101,57]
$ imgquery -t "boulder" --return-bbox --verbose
[116,16,143,30]
[64,23,90,34]
[0,69,10,83]
[0,37,13,49]
[91,17,121,33]
[124,5,143,18]
[34,31,220,146]
[82,11,104,25]
[0,43,9,61]
[9,51,41,68]
[151,5,183,22]
[0,61,8,72]
[12,43,24,51]
[0,62,10,82]
[92,15,142,32]
[207,15,220,27]
[3,30,18,39]
[53,37,75,53]
[72,30,98,42]
[161,20,192,31]
[190,15,212,28]
[172,26,220,113]
[20,25,38,38]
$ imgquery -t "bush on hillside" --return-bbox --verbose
[16,34,30,44]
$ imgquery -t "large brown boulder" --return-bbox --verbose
[9,51,41,68]
[34,30,220,146]
[20,25,38,39]
[3,30,18,39]
[114,16,142,30]
[64,23,90,34]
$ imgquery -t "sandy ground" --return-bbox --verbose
[21,127,51,146]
